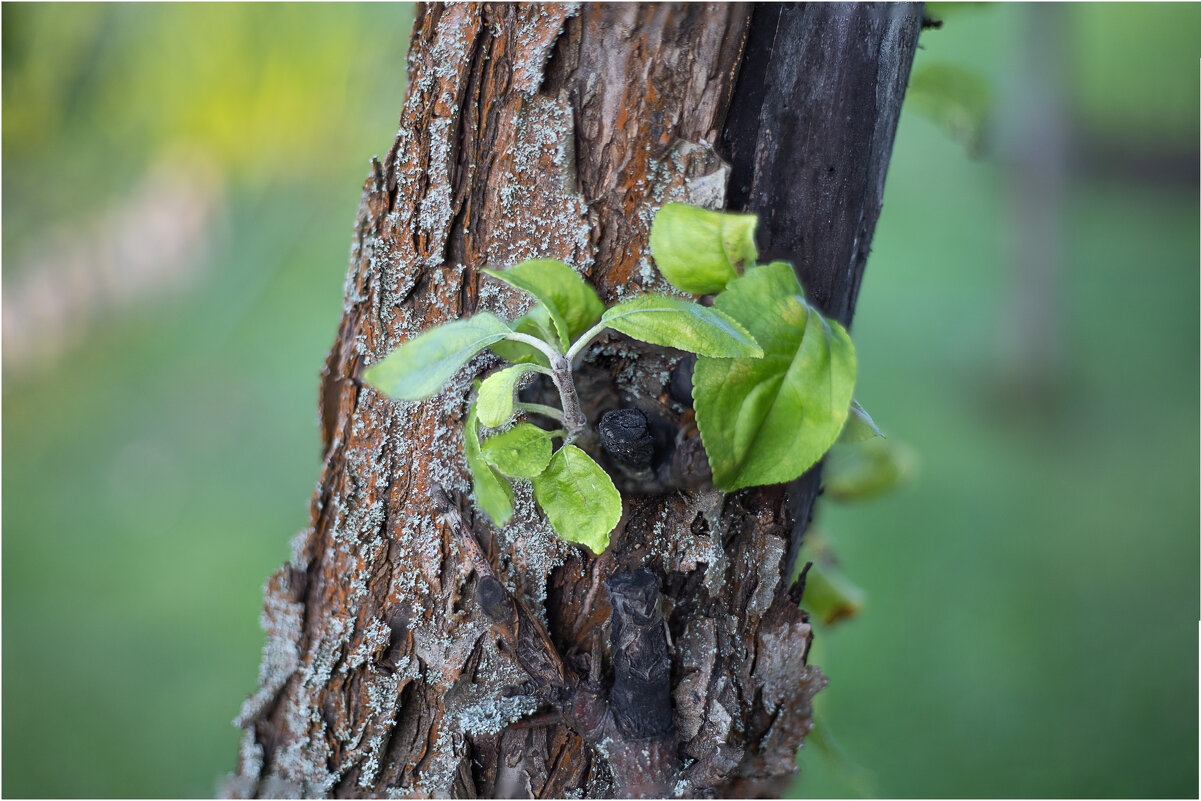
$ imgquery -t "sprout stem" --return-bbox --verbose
[500,332,589,440]
[548,353,589,441]
[516,402,564,422]
[565,321,609,365]
[503,332,562,363]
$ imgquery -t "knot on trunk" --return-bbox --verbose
[599,408,656,467]
[605,568,674,740]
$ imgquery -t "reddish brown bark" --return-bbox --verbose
[229,4,920,798]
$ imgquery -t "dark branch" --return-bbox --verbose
[722,1,924,578]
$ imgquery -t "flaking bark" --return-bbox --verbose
[228,4,920,798]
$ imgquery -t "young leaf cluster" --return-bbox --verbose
[363,255,761,554]
[363,202,890,554]
[649,203,877,491]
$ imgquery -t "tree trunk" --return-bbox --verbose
[228,4,920,798]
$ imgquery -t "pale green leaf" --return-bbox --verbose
[531,445,621,554]
[480,423,554,479]
[364,313,511,401]
[837,399,884,444]
[805,713,879,800]
[649,202,759,294]
[694,262,856,490]
[801,561,867,625]
[483,260,603,350]
[464,400,514,525]
[600,295,763,358]
[490,304,555,367]
[477,365,538,427]
[906,62,993,157]
[824,438,916,502]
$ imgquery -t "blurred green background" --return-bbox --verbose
[2,4,1196,798]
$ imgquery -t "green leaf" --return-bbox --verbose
[906,62,993,158]
[477,364,539,427]
[364,313,511,401]
[649,202,759,294]
[480,423,554,479]
[802,561,867,625]
[483,260,603,350]
[464,400,514,526]
[600,295,763,358]
[837,399,884,444]
[824,438,916,502]
[694,262,856,490]
[531,445,622,554]
[489,304,555,367]
[806,713,880,799]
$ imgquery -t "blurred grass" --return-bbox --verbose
[2,3,1198,799]
[3,4,411,797]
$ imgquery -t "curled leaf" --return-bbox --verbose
[802,562,867,625]
[824,438,916,502]
[649,202,758,294]
[694,262,856,490]
[837,399,884,444]
[477,364,538,427]
[464,400,514,526]
[906,62,993,158]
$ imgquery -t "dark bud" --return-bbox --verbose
[669,355,696,407]
[787,561,813,606]
[476,575,513,622]
[429,482,451,515]
[599,408,655,467]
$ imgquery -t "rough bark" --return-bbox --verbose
[228,4,920,798]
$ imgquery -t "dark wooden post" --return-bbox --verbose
[722,2,924,582]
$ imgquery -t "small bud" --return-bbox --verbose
[476,576,512,621]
